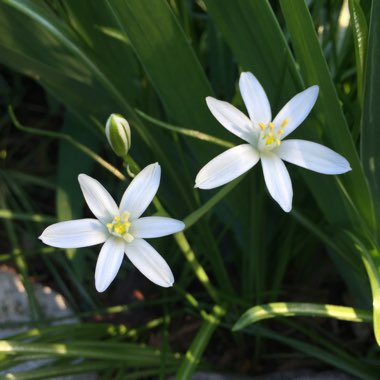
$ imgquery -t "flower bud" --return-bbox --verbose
[105,114,131,157]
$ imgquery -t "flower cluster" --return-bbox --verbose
[40,72,350,292]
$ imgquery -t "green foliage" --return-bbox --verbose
[0,0,379,378]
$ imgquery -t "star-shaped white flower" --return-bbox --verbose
[39,163,184,292]
[195,72,351,212]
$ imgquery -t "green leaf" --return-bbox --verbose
[233,302,372,331]
[347,232,380,346]
[361,0,380,237]
[0,0,120,121]
[205,0,299,107]
[183,175,243,229]
[108,0,219,136]
[280,0,375,232]
[243,323,379,379]
[175,305,225,380]
[136,109,234,149]
[348,0,368,105]
[0,340,180,365]
[56,112,100,272]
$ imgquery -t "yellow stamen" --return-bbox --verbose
[265,137,275,145]
[114,223,127,235]
[269,122,275,130]
[276,139,281,146]
[281,118,289,127]
[258,122,266,130]
[107,213,133,241]
[277,129,284,136]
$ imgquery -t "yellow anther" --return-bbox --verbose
[269,122,275,130]
[276,139,281,146]
[114,223,127,235]
[268,132,274,137]
[277,129,284,136]
[265,137,275,145]
[281,118,289,127]
[107,212,133,240]
[258,122,266,130]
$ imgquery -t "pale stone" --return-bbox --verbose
[0,268,95,380]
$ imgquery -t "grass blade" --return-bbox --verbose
[348,0,368,105]
[361,0,380,237]
[280,0,375,232]
[233,302,372,331]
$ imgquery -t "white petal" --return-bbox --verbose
[39,219,108,248]
[78,174,118,224]
[95,236,124,292]
[276,139,351,174]
[206,97,257,143]
[195,144,260,189]
[273,86,319,139]
[131,217,185,238]
[126,238,174,287]
[261,152,293,212]
[119,163,160,220]
[239,72,272,124]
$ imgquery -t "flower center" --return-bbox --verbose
[106,212,134,243]
[258,118,288,150]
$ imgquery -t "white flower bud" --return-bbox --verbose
[105,114,131,157]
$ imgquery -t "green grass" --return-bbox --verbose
[0,0,379,378]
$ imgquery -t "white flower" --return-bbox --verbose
[195,72,351,212]
[39,163,184,292]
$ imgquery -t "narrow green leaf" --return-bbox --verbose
[108,0,218,134]
[242,323,379,379]
[56,112,99,272]
[0,0,121,120]
[280,0,375,232]
[8,107,126,181]
[183,175,244,229]
[0,209,56,223]
[348,0,368,105]
[233,302,372,331]
[2,362,112,380]
[347,232,380,346]
[175,305,225,379]
[0,340,180,365]
[205,0,299,106]
[56,0,139,105]
[361,0,380,237]
[136,109,234,149]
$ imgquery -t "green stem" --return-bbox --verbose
[0,209,56,223]
[122,156,219,303]
[173,232,219,303]
[175,305,225,380]
[183,175,244,229]
[8,106,126,181]
[347,232,380,346]
[135,109,234,149]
